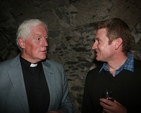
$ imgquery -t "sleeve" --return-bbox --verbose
[59,65,73,113]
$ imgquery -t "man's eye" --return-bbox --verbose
[45,38,48,41]
[37,38,41,40]
[96,39,100,44]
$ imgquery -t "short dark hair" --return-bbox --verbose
[95,18,132,53]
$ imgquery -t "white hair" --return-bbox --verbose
[16,19,48,49]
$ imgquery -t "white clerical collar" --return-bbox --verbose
[30,63,38,67]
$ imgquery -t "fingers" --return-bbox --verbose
[100,98,127,113]
[100,98,113,106]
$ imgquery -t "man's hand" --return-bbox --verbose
[100,98,127,113]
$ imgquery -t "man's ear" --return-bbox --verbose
[115,37,123,50]
[17,38,25,49]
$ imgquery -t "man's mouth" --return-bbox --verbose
[40,50,47,53]
[95,51,99,54]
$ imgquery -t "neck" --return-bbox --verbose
[107,53,127,76]
[21,53,39,64]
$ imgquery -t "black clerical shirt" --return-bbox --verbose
[20,57,50,113]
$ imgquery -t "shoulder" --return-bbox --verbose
[43,59,64,70]
[134,58,141,69]
[134,58,141,65]
[88,63,102,74]
[46,60,62,66]
[0,54,21,67]
[45,59,63,67]
[42,60,66,79]
[0,57,20,75]
[134,58,141,63]
[86,65,102,79]
[0,58,15,68]
[0,59,11,65]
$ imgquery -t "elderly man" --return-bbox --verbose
[0,19,73,113]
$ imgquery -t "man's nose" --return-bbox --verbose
[43,39,48,46]
[92,42,97,50]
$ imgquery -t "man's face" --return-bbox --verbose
[20,25,48,63]
[92,28,115,62]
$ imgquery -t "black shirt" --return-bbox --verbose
[20,57,50,113]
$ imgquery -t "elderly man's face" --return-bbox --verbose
[20,25,48,63]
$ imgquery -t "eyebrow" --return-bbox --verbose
[95,37,100,41]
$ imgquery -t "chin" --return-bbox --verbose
[39,56,46,60]
[96,57,101,61]
[42,57,46,60]
[96,56,99,60]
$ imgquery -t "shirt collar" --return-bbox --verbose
[99,52,134,74]
[20,56,39,68]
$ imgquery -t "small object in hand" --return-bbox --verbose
[101,90,114,101]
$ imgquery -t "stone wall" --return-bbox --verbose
[0,0,141,113]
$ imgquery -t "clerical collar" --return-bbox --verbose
[30,63,38,67]
[20,56,39,68]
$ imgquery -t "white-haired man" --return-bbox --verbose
[0,19,73,113]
